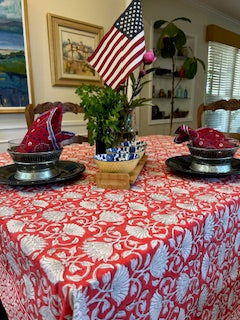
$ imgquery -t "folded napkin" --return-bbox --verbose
[174,124,235,149]
[17,105,75,153]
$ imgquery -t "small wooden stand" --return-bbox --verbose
[95,155,147,189]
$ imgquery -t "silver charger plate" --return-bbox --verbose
[165,155,240,177]
[0,160,85,186]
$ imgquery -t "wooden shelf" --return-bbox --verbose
[95,155,147,190]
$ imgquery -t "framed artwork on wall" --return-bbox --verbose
[47,13,103,87]
[0,0,34,114]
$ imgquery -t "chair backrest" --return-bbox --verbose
[25,102,88,144]
[197,99,240,140]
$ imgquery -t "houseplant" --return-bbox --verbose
[75,84,127,153]
[153,17,205,134]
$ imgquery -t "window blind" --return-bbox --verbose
[204,41,240,132]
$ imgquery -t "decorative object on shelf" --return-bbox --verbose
[176,85,183,98]
[153,17,205,134]
[159,88,167,98]
[152,105,165,120]
[173,108,189,118]
[184,88,188,98]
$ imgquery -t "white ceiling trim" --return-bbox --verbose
[182,0,240,25]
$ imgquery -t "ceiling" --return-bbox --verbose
[195,0,240,23]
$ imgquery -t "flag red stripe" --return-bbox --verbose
[95,33,126,75]
[100,36,130,78]
[90,30,120,70]
[90,30,122,70]
[104,35,145,84]
[87,26,116,65]
[107,45,145,89]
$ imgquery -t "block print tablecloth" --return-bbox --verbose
[0,135,239,320]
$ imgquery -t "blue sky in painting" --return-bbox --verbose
[0,0,22,20]
[0,0,23,50]
[0,0,28,107]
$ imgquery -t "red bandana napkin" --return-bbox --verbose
[174,124,235,149]
[17,105,75,153]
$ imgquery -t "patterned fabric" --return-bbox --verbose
[0,135,239,320]
[17,105,74,153]
[87,0,145,89]
[174,124,235,148]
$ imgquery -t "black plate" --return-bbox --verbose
[165,155,240,177]
[0,160,85,186]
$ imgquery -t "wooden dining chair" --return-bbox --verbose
[25,102,89,144]
[197,99,240,140]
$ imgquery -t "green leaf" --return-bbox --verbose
[172,17,191,23]
[75,84,126,147]
[145,68,156,74]
[130,72,136,86]
[196,57,206,71]
[153,20,167,29]
[172,29,186,50]
[182,57,197,79]
[161,22,178,38]
[159,37,176,58]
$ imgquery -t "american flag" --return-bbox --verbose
[87,0,145,89]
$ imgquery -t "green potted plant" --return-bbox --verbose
[75,84,127,153]
[153,17,205,134]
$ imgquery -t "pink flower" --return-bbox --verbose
[139,69,147,77]
[143,49,156,65]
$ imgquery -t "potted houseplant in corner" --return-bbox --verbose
[153,17,205,135]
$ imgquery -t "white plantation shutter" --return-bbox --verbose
[233,50,240,98]
[204,41,240,133]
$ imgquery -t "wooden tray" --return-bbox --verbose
[95,155,147,189]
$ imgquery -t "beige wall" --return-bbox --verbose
[0,0,128,151]
[139,0,240,136]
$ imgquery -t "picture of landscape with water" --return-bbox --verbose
[0,0,29,108]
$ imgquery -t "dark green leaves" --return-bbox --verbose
[153,20,168,29]
[75,84,126,147]
[154,18,190,58]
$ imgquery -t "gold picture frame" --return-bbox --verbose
[0,0,34,114]
[47,13,103,87]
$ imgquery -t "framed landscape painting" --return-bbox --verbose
[47,13,103,87]
[0,0,34,114]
